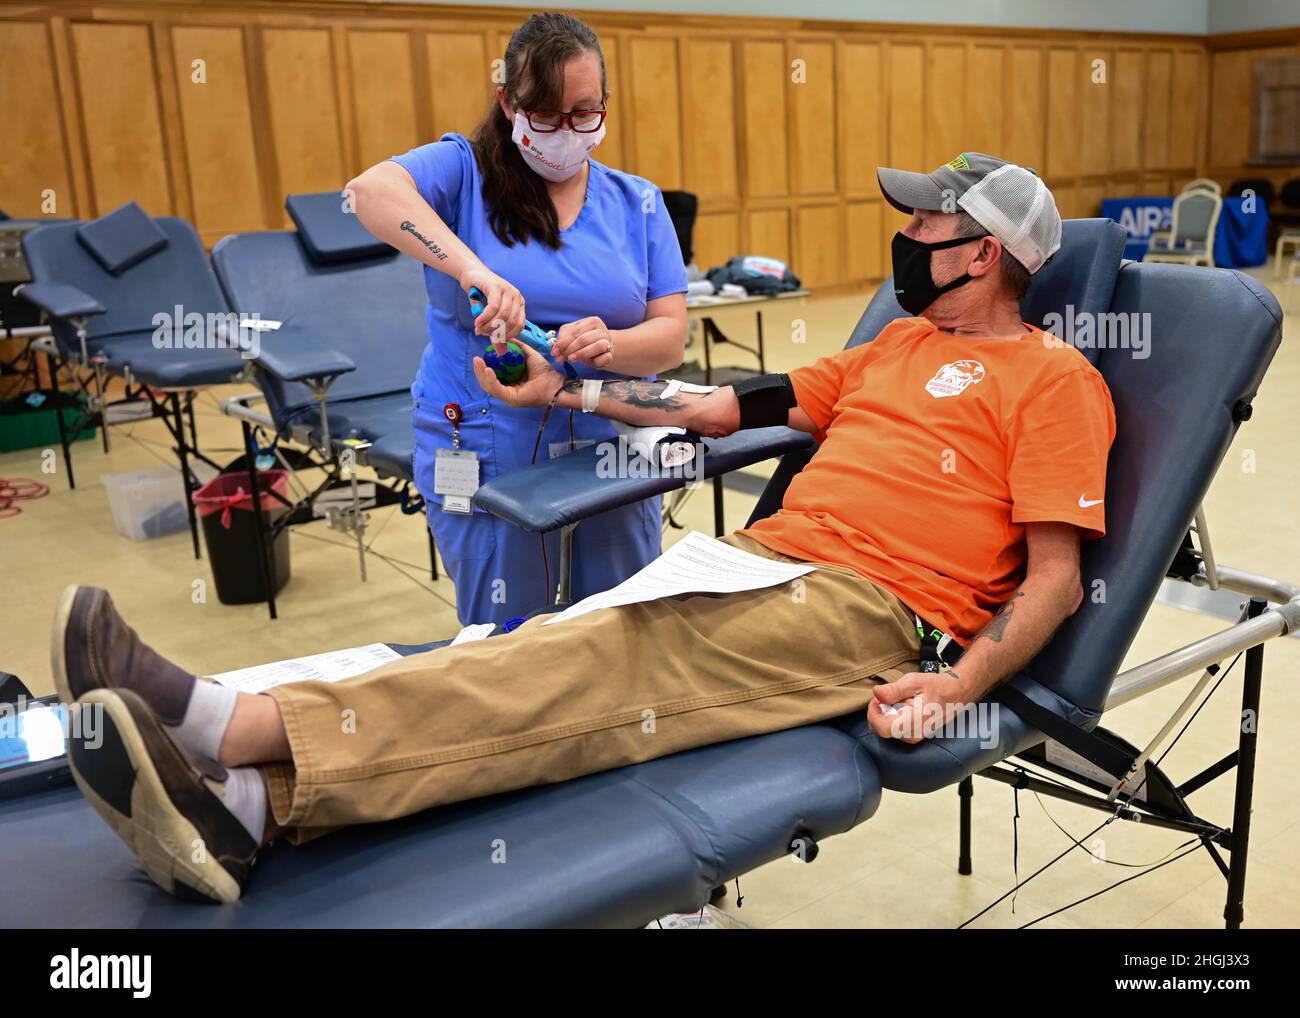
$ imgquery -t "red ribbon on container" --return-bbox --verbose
[193,486,248,530]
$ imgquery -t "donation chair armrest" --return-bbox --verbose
[16,281,106,321]
[251,343,357,385]
[473,426,815,533]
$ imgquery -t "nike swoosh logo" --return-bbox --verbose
[1078,496,1104,508]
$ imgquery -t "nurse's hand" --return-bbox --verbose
[552,316,615,369]
[473,343,564,408]
[458,265,526,346]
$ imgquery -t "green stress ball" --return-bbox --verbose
[484,340,527,385]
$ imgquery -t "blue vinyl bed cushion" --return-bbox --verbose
[286,192,396,265]
[75,201,168,275]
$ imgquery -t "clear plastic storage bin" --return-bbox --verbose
[101,465,189,541]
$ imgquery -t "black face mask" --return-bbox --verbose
[890,231,989,315]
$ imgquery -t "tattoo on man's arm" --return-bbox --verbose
[562,378,686,412]
[399,220,448,261]
[970,590,1025,647]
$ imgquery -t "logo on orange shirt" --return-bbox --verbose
[925,359,986,398]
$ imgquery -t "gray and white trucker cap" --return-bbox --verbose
[877,152,1062,273]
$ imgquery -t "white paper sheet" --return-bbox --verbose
[450,622,496,645]
[540,530,814,626]
[209,643,402,693]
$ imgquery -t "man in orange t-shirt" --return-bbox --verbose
[55,153,1117,903]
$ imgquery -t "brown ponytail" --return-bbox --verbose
[470,12,607,250]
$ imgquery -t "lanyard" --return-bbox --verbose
[914,614,959,673]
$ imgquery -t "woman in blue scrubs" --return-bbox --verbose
[350,11,688,625]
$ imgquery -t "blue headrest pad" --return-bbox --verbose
[75,201,168,275]
[285,192,394,264]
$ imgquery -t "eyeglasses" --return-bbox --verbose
[522,108,607,133]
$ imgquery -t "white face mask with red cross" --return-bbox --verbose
[511,111,605,182]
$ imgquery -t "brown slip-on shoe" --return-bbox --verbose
[69,689,259,904]
[52,585,197,722]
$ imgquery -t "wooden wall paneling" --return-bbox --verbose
[2,2,1260,287]
[261,28,346,217]
[330,24,358,180]
[839,41,883,199]
[966,44,1005,156]
[70,20,172,216]
[150,20,193,223]
[845,200,882,281]
[626,35,683,188]
[406,24,435,149]
[1078,181,1106,218]
[169,25,264,237]
[924,41,966,169]
[1145,49,1173,169]
[789,38,837,196]
[1005,46,1045,171]
[693,210,739,270]
[1079,46,1111,177]
[741,39,789,197]
[47,15,92,218]
[1208,48,1254,167]
[1141,174,1171,195]
[1169,48,1203,170]
[0,20,74,217]
[747,206,790,263]
[879,201,911,276]
[886,42,925,171]
[347,31,421,171]
[425,30,490,140]
[1045,48,1080,180]
[796,202,841,287]
[1207,44,1299,171]
[1112,48,1144,173]
[1051,183,1079,218]
[597,33,624,170]
[682,38,738,202]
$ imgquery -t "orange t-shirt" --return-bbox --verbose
[739,317,1116,643]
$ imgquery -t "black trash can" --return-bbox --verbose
[193,469,291,605]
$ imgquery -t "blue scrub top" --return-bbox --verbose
[391,133,688,507]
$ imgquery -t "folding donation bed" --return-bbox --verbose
[209,193,435,617]
[17,203,246,557]
[1,219,1290,929]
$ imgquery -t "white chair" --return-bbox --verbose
[1182,178,1222,195]
[1145,186,1223,268]
[1274,229,1300,278]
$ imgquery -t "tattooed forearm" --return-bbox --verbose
[399,220,448,261]
[561,378,687,412]
[970,590,1024,647]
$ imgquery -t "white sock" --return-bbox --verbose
[208,766,267,842]
[172,679,239,766]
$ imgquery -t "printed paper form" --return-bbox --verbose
[541,530,814,626]
[209,643,402,693]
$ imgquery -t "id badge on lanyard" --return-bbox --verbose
[434,402,479,514]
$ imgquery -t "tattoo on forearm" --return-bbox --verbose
[970,590,1024,647]
[562,378,686,412]
[399,220,448,261]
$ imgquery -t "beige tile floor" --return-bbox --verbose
[1,269,1296,928]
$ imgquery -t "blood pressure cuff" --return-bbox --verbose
[733,373,797,430]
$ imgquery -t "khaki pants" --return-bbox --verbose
[262,534,920,836]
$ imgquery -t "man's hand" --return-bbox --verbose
[867,670,974,744]
[472,342,564,408]
[551,316,615,369]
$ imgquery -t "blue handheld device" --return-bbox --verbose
[467,286,555,355]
